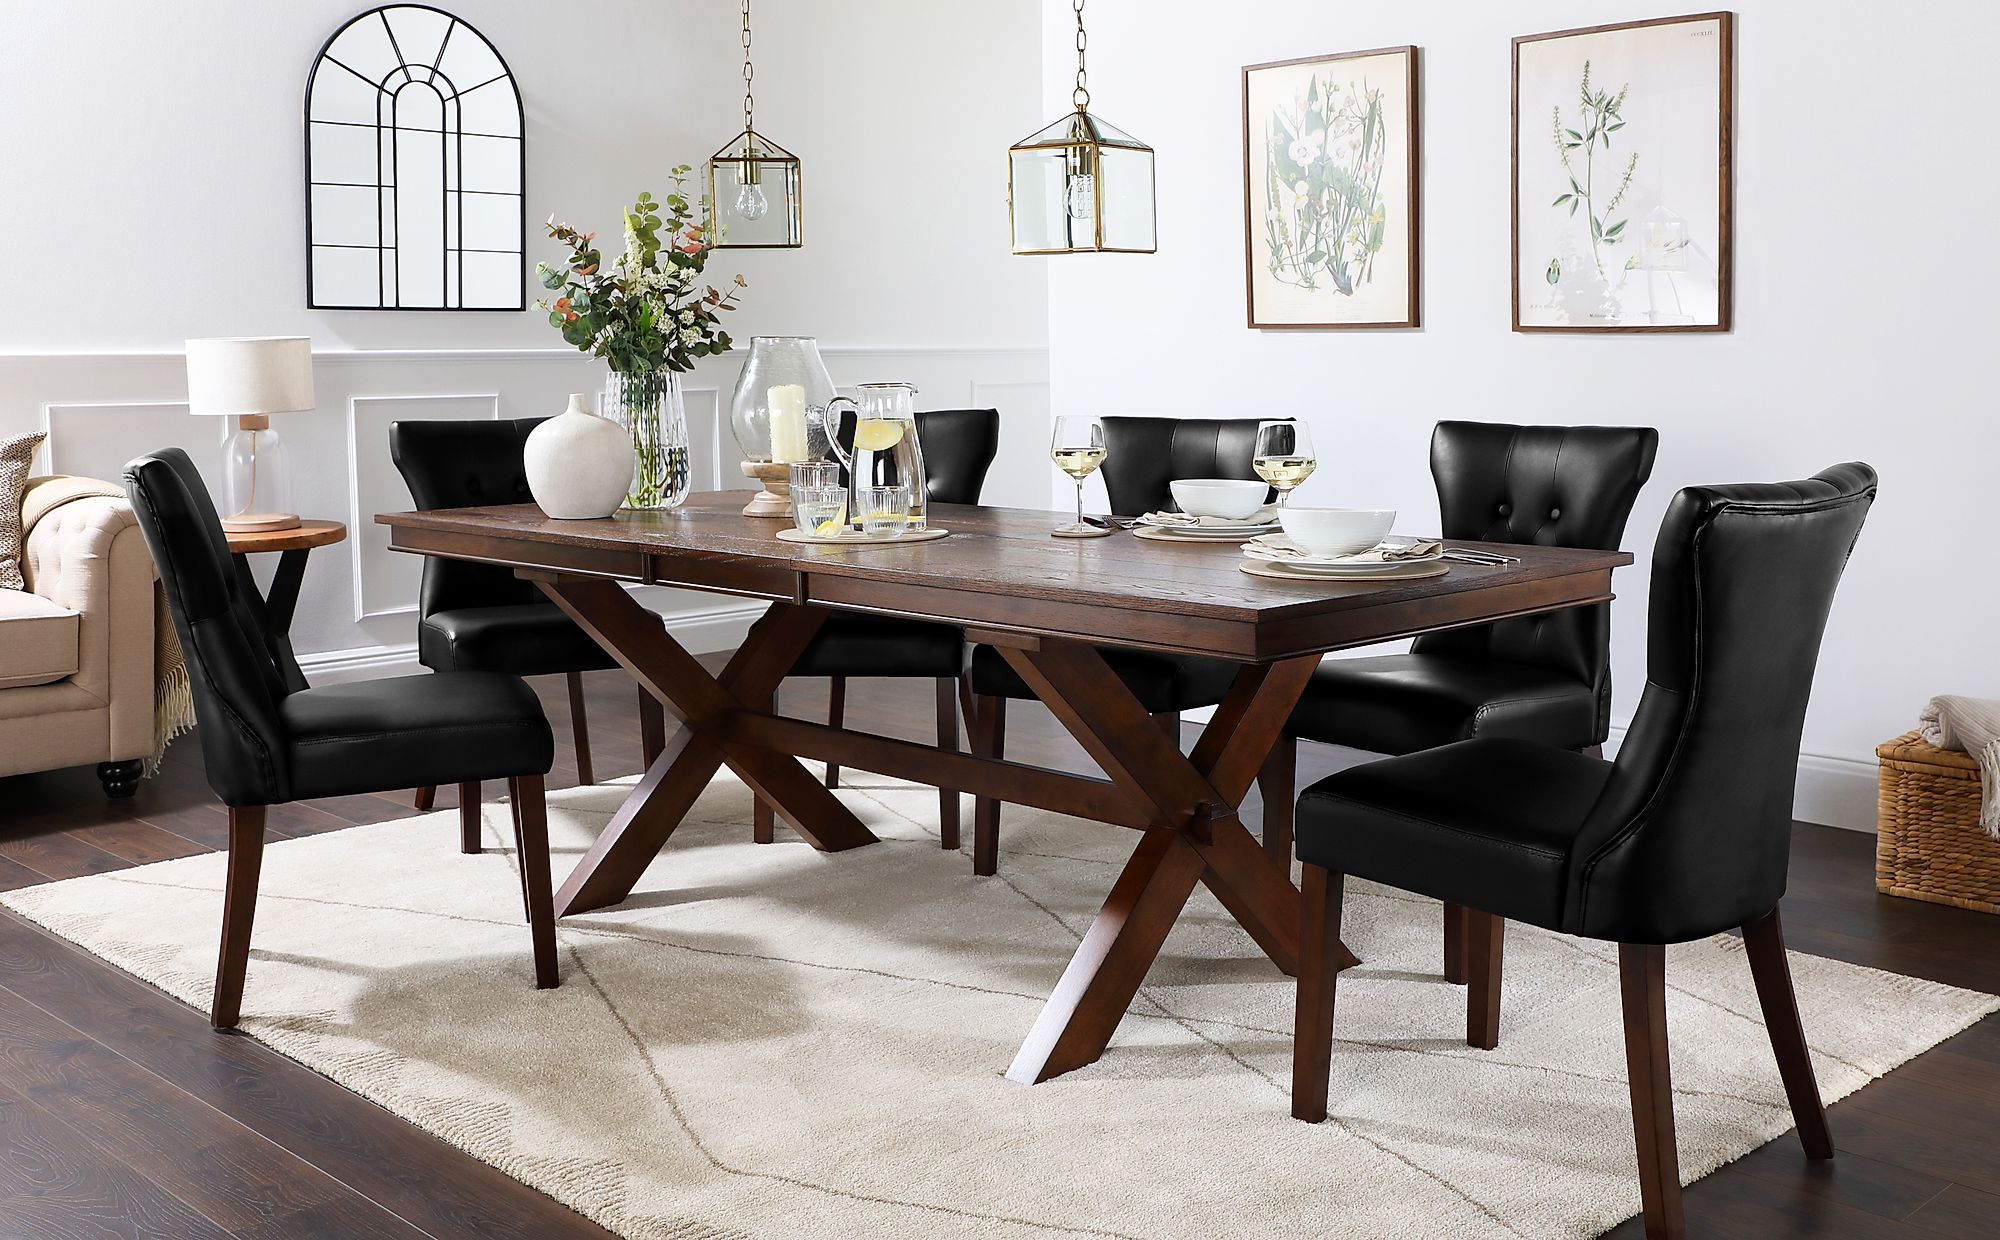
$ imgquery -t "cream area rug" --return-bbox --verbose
[4,771,1995,1240]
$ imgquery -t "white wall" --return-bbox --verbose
[0,0,1048,664]
[1042,0,2000,829]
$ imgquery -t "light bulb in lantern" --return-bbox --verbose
[1065,172,1095,220]
[734,181,770,221]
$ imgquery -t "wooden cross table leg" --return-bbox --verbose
[997,639,1359,1084]
[527,580,879,916]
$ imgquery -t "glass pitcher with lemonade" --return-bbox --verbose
[812,383,929,532]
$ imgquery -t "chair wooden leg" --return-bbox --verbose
[506,778,531,923]
[957,674,976,738]
[1620,943,1685,1240]
[211,805,267,1030]
[936,677,961,851]
[753,690,777,845]
[1256,735,1296,868]
[567,670,594,787]
[1291,864,1345,1122]
[970,694,1006,876]
[512,774,560,989]
[1465,911,1504,1049]
[413,786,436,811]
[823,675,847,788]
[1743,906,1834,1160]
[1443,902,1471,984]
[458,782,482,853]
[638,684,666,767]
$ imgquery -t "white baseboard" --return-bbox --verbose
[1603,725,1877,834]
[297,599,769,686]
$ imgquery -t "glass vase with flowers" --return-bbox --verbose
[536,167,746,509]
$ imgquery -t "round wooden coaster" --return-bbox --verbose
[1051,525,1114,539]
[1238,558,1449,583]
[774,526,951,545]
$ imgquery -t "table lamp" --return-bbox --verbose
[185,337,316,532]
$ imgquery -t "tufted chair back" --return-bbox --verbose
[123,449,298,805]
[390,419,545,621]
[1415,422,1659,743]
[1566,464,1876,942]
[1100,417,1274,516]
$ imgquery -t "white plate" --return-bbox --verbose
[1239,558,1449,582]
[1241,544,1443,571]
[775,526,951,545]
[1136,515,1279,535]
[1132,524,1279,544]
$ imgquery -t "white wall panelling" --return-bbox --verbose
[345,392,502,623]
[1,346,1051,669]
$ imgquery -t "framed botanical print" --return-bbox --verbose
[1243,46,1419,330]
[1513,12,1734,332]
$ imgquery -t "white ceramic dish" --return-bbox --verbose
[1240,560,1448,584]
[1134,520,1277,539]
[1277,506,1397,556]
[1170,478,1269,520]
[1240,545,1441,573]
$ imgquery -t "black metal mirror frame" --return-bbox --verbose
[304,3,525,311]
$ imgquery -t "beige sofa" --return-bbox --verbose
[2,477,155,796]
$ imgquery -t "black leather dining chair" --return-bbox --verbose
[1260,422,1657,981]
[967,416,1271,876]
[1289,463,1877,1239]
[391,419,666,850]
[755,408,1000,850]
[124,449,561,1029]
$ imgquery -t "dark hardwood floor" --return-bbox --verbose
[0,664,1996,1238]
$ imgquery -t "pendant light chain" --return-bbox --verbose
[741,0,755,133]
[1072,0,1089,111]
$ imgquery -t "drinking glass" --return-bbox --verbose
[1050,414,1108,537]
[1253,420,1318,507]
[859,485,911,537]
[791,485,848,537]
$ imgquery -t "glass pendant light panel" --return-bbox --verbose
[1098,144,1156,252]
[1011,145,1088,252]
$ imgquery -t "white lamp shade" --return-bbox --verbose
[185,337,316,417]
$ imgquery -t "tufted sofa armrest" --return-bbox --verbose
[22,483,157,762]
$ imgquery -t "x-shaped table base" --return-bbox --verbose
[529,576,1357,1084]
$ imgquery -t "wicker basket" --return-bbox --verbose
[1875,730,2000,914]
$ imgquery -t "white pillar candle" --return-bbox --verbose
[768,384,809,463]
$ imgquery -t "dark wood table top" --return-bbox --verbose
[379,492,1633,662]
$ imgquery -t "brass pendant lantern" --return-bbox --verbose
[1008,0,1155,254]
[707,0,801,249]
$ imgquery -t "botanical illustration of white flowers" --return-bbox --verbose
[1543,61,1684,292]
[1261,72,1388,298]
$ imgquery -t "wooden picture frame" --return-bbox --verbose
[1512,12,1734,332]
[1243,46,1420,330]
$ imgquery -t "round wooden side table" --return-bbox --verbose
[224,519,347,677]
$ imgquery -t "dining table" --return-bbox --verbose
[378,492,1633,1084]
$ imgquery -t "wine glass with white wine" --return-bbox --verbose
[1254,419,1318,507]
[1050,415,1110,538]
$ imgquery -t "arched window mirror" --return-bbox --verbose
[304,5,524,310]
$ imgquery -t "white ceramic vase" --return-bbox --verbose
[524,393,636,519]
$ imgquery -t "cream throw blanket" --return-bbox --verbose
[1919,695,2000,839]
[21,477,194,774]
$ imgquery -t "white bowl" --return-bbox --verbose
[1277,507,1397,556]
[1170,478,1269,520]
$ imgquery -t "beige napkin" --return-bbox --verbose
[1247,534,1440,562]
[1142,504,1279,528]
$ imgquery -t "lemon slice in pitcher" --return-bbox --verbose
[854,419,905,451]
